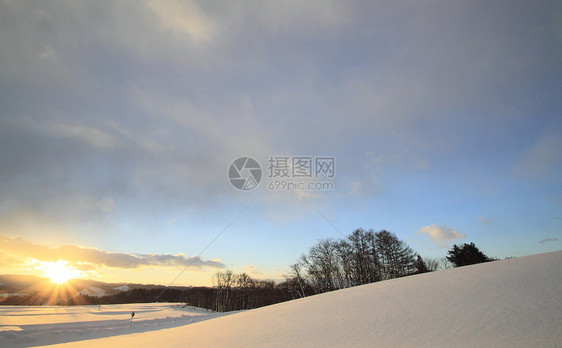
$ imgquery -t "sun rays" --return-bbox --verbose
[40,260,82,284]
[7,259,90,305]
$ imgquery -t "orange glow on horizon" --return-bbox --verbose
[30,260,84,284]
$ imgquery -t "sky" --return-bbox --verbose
[1,0,561,286]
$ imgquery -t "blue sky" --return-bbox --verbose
[1,0,561,286]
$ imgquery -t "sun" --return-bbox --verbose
[42,260,81,284]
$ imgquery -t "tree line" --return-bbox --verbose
[284,229,426,297]
[2,230,494,310]
[213,228,446,311]
[213,270,289,312]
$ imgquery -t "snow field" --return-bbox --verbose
[0,303,234,347]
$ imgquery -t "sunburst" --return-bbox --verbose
[40,260,82,284]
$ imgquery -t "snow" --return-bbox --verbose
[1,250,561,347]
[78,287,105,298]
[113,285,129,292]
[0,326,22,332]
[0,303,234,347]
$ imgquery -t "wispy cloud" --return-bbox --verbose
[348,180,362,195]
[144,0,218,42]
[511,133,562,179]
[539,238,559,244]
[48,122,117,149]
[242,265,263,277]
[478,216,492,225]
[0,234,225,270]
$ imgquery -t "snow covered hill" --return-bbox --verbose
[113,285,129,292]
[48,250,562,347]
[78,286,106,298]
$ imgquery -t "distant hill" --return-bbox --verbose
[0,274,194,305]
[0,274,286,309]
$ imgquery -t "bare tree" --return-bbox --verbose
[375,230,417,279]
[348,229,374,285]
[295,229,420,295]
[301,239,341,293]
[439,257,454,270]
[214,270,235,311]
[288,261,307,298]
[424,257,440,271]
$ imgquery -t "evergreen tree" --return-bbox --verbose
[446,242,491,267]
[415,255,430,273]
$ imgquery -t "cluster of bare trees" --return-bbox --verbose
[287,229,426,295]
[210,229,470,311]
[214,270,284,312]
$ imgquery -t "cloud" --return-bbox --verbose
[0,234,225,270]
[242,265,263,277]
[511,133,562,179]
[478,216,492,225]
[348,180,362,195]
[418,224,466,246]
[48,123,117,149]
[539,238,558,244]
[144,0,218,42]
